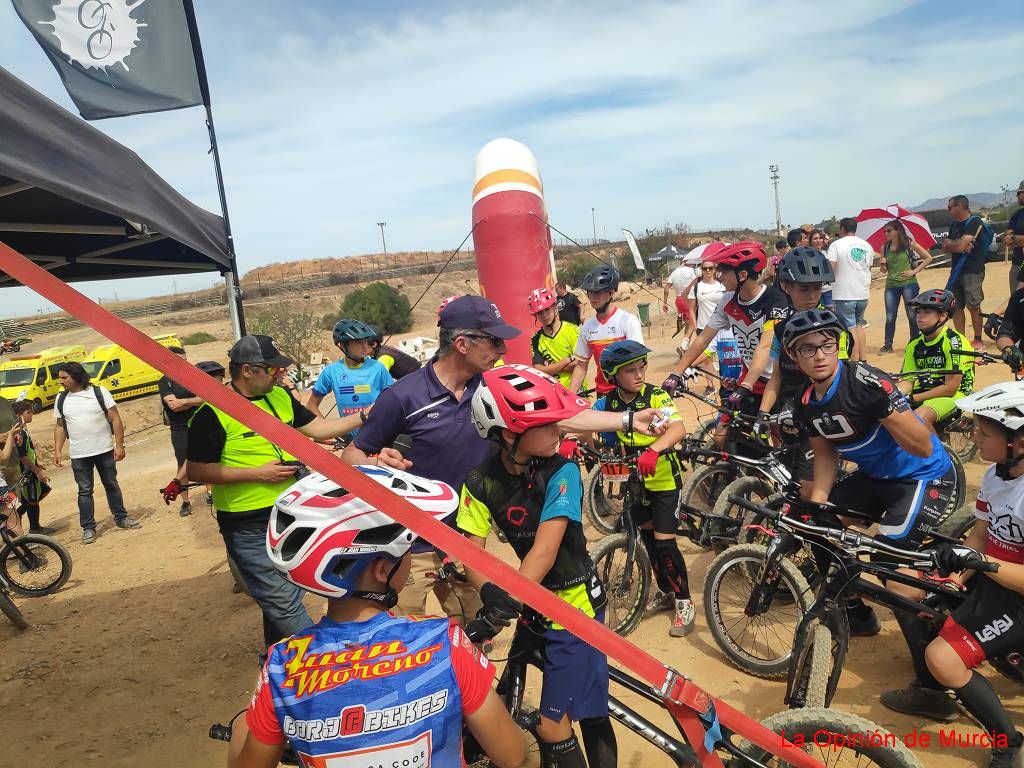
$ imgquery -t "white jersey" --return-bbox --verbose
[827,235,875,301]
[665,265,697,296]
[975,466,1024,564]
[689,279,726,329]
[573,306,645,394]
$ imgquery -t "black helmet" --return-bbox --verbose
[196,360,226,377]
[332,318,377,346]
[599,340,651,380]
[782,308,846,349]
[580,266,620,293]
[366,324,384,344]
[909,289,955,315]
[778,247,834,284]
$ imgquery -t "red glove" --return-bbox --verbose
[637,448,659,477]
[160,479,183,505]
[558,439,581,460]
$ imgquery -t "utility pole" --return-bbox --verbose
[377,221,389,272]
[769,164,783,237]
[1002,185,1011,205]
[592,207,597,245]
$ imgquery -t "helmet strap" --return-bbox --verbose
[341,342,365,365]
[502,433,532,467]
[997,436,1024,480]
[349,557,403,609]
[594,298,613,316]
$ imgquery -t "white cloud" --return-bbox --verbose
[1,0,1022,315]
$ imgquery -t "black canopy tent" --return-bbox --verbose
[0,66,243,327]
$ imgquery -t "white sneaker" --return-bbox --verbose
[670,599,695,637]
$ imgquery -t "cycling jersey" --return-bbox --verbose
[246,612,494,766]
[770,304,852,403]
[903,327,975,396]
[975,466,1024,564]
[532,321,584,390]
[457,454,605,624]
[796,360,951,480]
[376,344,421,379]
[594,383,684,492]
[706,286,789,393]
[311,358,394,430]
[573,307,644,394]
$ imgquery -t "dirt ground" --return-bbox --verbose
[1,262,1022,768]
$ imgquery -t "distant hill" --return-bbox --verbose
[913,192,1008,212]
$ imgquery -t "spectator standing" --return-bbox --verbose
[663,254,699,335]
[186,335,363,649]
[943,195,991,349]
[12,400,52,534]
[53,362,138,544]
[827,218,875,362]
[555,281,583,325]
[810,229,835,308]
[0,397,19,489]
[158,346,205,517]
[878,220,933,354]
[767,239,790,285]
[787,228,809,250]
[1003,181,1024,293]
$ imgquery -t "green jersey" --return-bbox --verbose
[902,327,974,397]
[531,321,585,390]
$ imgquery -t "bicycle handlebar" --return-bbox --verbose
[726,494,999,574]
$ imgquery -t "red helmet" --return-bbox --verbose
[527,287,557,314]
[472,365,589,437]
[712,241,768,274]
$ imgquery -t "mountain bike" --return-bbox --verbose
[1,471,72,598]
[709,493,1000,712]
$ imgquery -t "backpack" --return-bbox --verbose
[56,385,113,437]
[967,215,995,256]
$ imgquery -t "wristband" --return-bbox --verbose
[621,410,629,431]
[359,409,368,424]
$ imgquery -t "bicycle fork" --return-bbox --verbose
[743,533,800,617]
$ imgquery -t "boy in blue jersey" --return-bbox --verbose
[306,319,394,430]
[227,465,525,768]
[459,365,617,768]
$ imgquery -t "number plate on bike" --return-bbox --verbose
[600,462,630,481]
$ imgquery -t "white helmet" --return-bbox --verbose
[266,466,458,601]
[956,381,1024,432]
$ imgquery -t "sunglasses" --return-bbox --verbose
[252,364,284,375]
[701,266,716,271]
[462,333,503,347]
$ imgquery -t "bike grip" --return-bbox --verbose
[970,558,1000,573]
[726,494,779,521]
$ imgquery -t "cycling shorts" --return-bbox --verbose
[828,464,957,546]
[939,575,1024,669]
[916,395,960,422]
[629,488,680,535]
[540,613,610,722]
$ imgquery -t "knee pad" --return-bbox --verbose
[653,538,689,597]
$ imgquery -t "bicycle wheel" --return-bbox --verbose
[468,706,541,767]
[0,534,72,597]
[703,544,812,679]
[740,707,923,768]
[693,416,718,446]
[590,533,651,637]
[0,588,28,630]
[789,623,832,709]
[709,476,777,552]
[943,445,966,520]
[680,463,740,520]
[584,470,627,535]
[942,416,979,465]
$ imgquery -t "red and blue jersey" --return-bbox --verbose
[246,612,495,767]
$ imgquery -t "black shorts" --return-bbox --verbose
[940,575,1024,669]
[170,424,189,468]
[828,465,957,546]
[629,488,680,535]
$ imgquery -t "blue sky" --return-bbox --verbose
[1,0,1022,317]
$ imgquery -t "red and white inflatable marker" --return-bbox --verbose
[0,241,820,768]
[471,138,556,365]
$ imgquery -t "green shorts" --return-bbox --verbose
[918,395,960,422]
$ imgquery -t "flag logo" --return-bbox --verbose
[43,0,148,73]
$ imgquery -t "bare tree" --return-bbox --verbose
[248,303,323,385]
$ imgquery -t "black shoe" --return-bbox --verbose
[879,345,893,354]
[82,528,97,545]
[179,502,192,518]
[28,526,57,535]
[847,605,881,637]
[990,731,1024,768]
[880,681,960,722]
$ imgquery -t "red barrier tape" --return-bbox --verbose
[0,242,820,768]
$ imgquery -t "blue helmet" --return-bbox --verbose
[332,318,377,346]
[599,340,651,380]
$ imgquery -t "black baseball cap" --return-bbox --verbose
[438,296,521,339]
[228,335,294,368]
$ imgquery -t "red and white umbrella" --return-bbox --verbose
[855,204,936,252]
[683,241,730,264]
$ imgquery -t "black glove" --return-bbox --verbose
[726,386,754,410]
[480,582,522,619]
[752,411,771,444]
[932,543,983,577]
[985,313,1004,341]
[1001,345,1024,372]
[662,373,684,397]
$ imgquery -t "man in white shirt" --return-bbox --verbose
[53,362,139,544]
[827,217,875,362]
[663,254,699,335]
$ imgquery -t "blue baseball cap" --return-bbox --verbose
[438,296,521,339]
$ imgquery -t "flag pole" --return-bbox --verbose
[181,0,246,340]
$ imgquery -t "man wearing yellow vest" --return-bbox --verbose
[186,335,362,648]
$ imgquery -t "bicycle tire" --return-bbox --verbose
[741,707,923,768]
[936,503,977,542]
[703,544,813,679]
[710,476,776,552]
[790,623,832,709]
[584,469,627,536]
[941,417,979,465]
[0,534,72,597]
[943,445,966,521]
[680,463,740,520]
[590,533,651,637]
[694,416,718,446]
[0,589,28,630]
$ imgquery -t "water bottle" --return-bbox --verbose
[717,335,743,380]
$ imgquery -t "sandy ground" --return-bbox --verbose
[1,262,1022,768]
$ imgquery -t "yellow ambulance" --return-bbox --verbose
[0,345,87,412]
[81,333,182,402]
